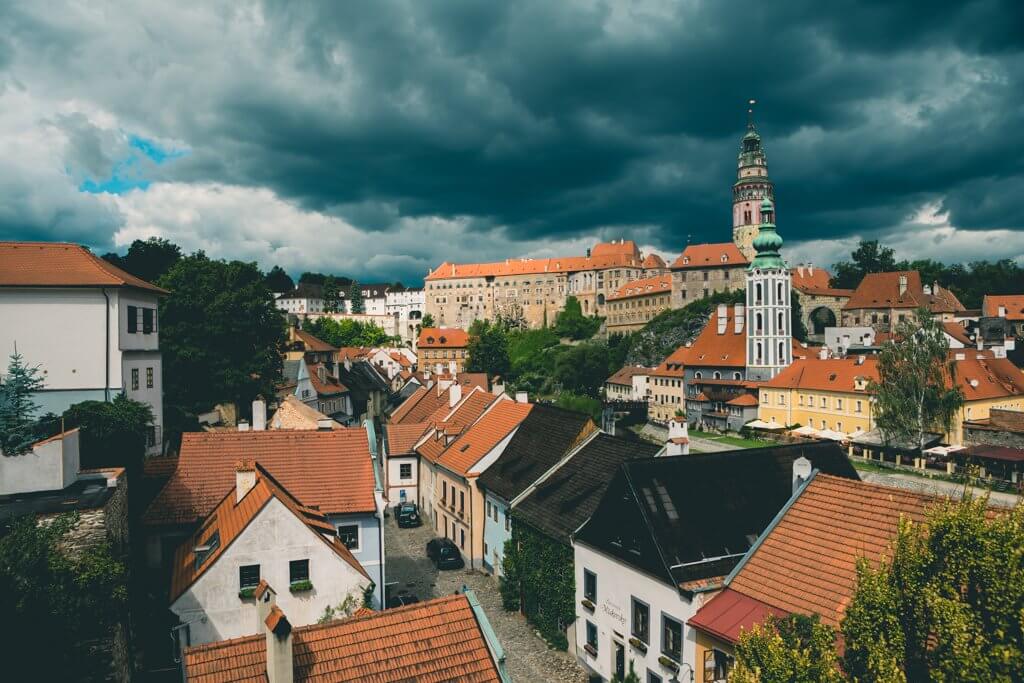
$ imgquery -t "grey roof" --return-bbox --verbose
[282,359,302,383]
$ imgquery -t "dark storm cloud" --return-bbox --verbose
[1,0,1023,282]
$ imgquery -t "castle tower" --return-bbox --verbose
[745,198,791,382]
[732,105,775,261]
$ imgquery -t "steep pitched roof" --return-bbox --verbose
[606,365,650,386]
[954,355,1024,401]
[417,390,499,465]
[983,294,1024,321]
[182,594,502,683]
[607,273,672,301]
[843,271,965,313]
[307,361,348,397]
[477,405,597,501]
[694,474,941,639]
[942,321,974,346]
[386,422,432,456]
[575,442,859,590]
[592,240,640,258]
[686,309,747,368]
[293,329,338,353]
[642,253,667,269]
[0,241,168,293]
[436,400,533,476]
[270,396,341,430]
[169,464,368,602]
[651,346,690,378]
[763,357,879,392]
[515,434,661,545]
[144,430,377,526]
[670,242,747,269]
[417,327,469,348]
[790,266,852,297]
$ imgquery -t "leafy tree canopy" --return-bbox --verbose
[299,272,353,288]
[732,614,843,683]
[102,236,182,284]
[303,317,393,348]
[419,313,436,329]
[0,350,45,455]
[264,265,295,293]
[157,253,286,418]
[553,296,602,340]
[465,320,511,379]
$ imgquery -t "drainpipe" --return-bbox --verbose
[376,513,384,608]
[102,288,111,402]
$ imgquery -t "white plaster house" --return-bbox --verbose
[385,288,425,346]
[169,462,371,646]
[0,242,166,453]
[275,284,324,315]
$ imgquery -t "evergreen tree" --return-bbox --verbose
[830,239,898,289]
[0,350,45,455]
[348,281,365,314]
[323,276,341,313]
[264,265,295,293]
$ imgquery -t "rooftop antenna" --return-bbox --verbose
[747,98,756,128]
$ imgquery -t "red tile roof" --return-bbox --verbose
[169,464,368,602]
[790,266,853,297]
[650,346,689,378]
[606,365,650,385]
[0,241,168,293]
[843,271,965,313]
[307,361,348,397]
[763,357,878,392]
[670,242,747,269]
[942,322,973,346]
[983,294,1024,321]
[607,273,672,301]
[726,393,759,407]
[417,327,469,348]
[143,456,179,479]
[424,251,641,281]
[688,588,789,644]
[294,329,338,353]
[436,400,533,476]
[386,422,432,455]
[725,474,940,630]
[182,594,501,683]
[642,253,667,269]
[953,355,1024,401]
[591,240,640,258]
[687,309,746,368]
[144,430,377,526]
[418,389,498,465]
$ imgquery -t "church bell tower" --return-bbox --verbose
[732,102,775,261]
[745,198,791,382]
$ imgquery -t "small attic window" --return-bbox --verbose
[828,373,837,381]
[721,254,728,262]
[459,443,471,452]
[439,336,447,344]
[194,530,221,569]
[427,336,435,344]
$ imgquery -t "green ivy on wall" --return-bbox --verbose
[499,521,575,650]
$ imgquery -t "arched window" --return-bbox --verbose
[755,313,763,333]
[694,371,703,379]
[778,341,785,360]
[755,342,763,364]
[755,283,763,304]
[733,372,741,380]
[713,371,721,380]
[778,312,785,330]
[777,282,784,301]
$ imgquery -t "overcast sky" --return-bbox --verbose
[2,1,1022,284]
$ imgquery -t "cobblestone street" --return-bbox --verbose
[384,513,589,683]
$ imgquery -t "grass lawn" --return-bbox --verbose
[689,429,765,449]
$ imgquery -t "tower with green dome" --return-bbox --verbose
[732,105,775,261]
[745,197,792,381]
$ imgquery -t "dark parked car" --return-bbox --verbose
[425,537,465,570]
[396,502,421,528]
[386,593,421,609]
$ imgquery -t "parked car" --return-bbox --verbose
[386,593,421,609]
[425,538,465,570]
[395,502,421,528]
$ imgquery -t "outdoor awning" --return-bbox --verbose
[923,445,966,457]
[791,425,820,437]
[745,419,784,430]
[817,429,849,442]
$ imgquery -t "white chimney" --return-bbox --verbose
[438,376,454,392]
[344,356,352,371]
[238,420,251,432]
[856,355,865,366]
[236,460,257,502]
[515,391,529,404]
[423,367,431,380]
[448,360,457,374]
[792,456,812,493]
[666,417,689,456]
[898,274,908,296]
[819,347,829,360]
[808,265,814,275]
[923,284,932,295]
[999,305,1007,317]
[252,398,267,431]
[264,604,294,683]
[717,312,727,335]
[491,378,505,396]
[317,418,334,431]
[797,265,805,277]
[449,382,463,408]
[733,304,744,333]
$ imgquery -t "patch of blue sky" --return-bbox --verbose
[78,134,187,194]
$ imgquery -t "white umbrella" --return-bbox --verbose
[848,427,867,440]
[791,425,819,437]
[817,428,848,442]
[745,419,777,430]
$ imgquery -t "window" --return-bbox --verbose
[836,398,843,410]
[127,306,138,333]
[504,512,510,531]
[131,368,139,390]
[460,529,465,548]
[337,524,360,550]
[486,501,492,518]
[586,621,598,651]
[704,648,735,682]
[855,400,862,413]
[146,367,154,389]
[239,564,260,590]
[459,490,465,513]
[442,481,447,503]
[647,673,663,683]
[142,307,154,334]
[493,505,499,522]
[583,569,597,601]
[400,463,412,479]
[631,597,650,643]
[661,614,682,661]
[289,559,309,584]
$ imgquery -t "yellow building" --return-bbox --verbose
[416,327,469,374]
[648,346,689,423]
[605,273,673,335]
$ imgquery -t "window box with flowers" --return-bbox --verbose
[629,636,647,653]
[238,586,258,600]
[289,579,313,593]
[581,598,595,612]
[659,655,680,672]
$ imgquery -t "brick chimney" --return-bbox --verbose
[236,460,257,502]
[264,603,294,683]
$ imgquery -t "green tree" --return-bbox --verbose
[842,498,1024,681]
[264,265,295,293]
[790,291,809,342]
[323,276,342,313]
[553,296,601,340]
[348,281,365,314]
[0,513,128,680]
[831,240,898,289]
[0,350,45,454]
[102,236,182,284]
[304,318,390,348]
[612,661,641,683]
[732,614,843,683]
[420,313,435,329]
[552,343,609,398]
[157,253,286,420]
[466,320,511,378]
[869,309,963,451]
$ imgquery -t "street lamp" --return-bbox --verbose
[669,663,695,683]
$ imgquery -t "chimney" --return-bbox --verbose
[856,355,865,365]
[819,346,829,360]
[449,382,463,408]
[238,420,251,432]
[252,398,267,431]
[666,416,689,456]
[264,604,294,683]
[999,305,1007,317]
[491,378,505,396]
[344,356,352,371]
[717,312,727,335]
[797,265,804,277]
[317,418,334,431]
[808,265,814,275]
[236,460,257,502]
[586,248,591,258]
[255,580,275,631]
[792,456,812,494]
[898,274,908,296]
[515,391,529,404]
[923,284,932,295]
[733,304,744,333]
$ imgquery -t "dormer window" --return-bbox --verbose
[683,256,690,264]
[721,254,728,263]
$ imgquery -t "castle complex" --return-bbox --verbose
[424,114,783,331]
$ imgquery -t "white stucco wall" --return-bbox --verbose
[0,429,79,494]
[171,497,370,646]
[385,454,418,507]
[574,541,707,683]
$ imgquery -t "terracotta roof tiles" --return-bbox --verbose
[983,294,1024,321]
[386,422,432,455]
[417,327,469,348]
[293,329,338,353]
[0,241,168,293]
[642,253,667,269]
[607,273,672,301]
[424,251,642,281]
[436,400,533,476]
[670,242,747,269]
[182,594,501,683]
[843,271,965,313]
[606,365,650,385]
[419,390,500,465]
